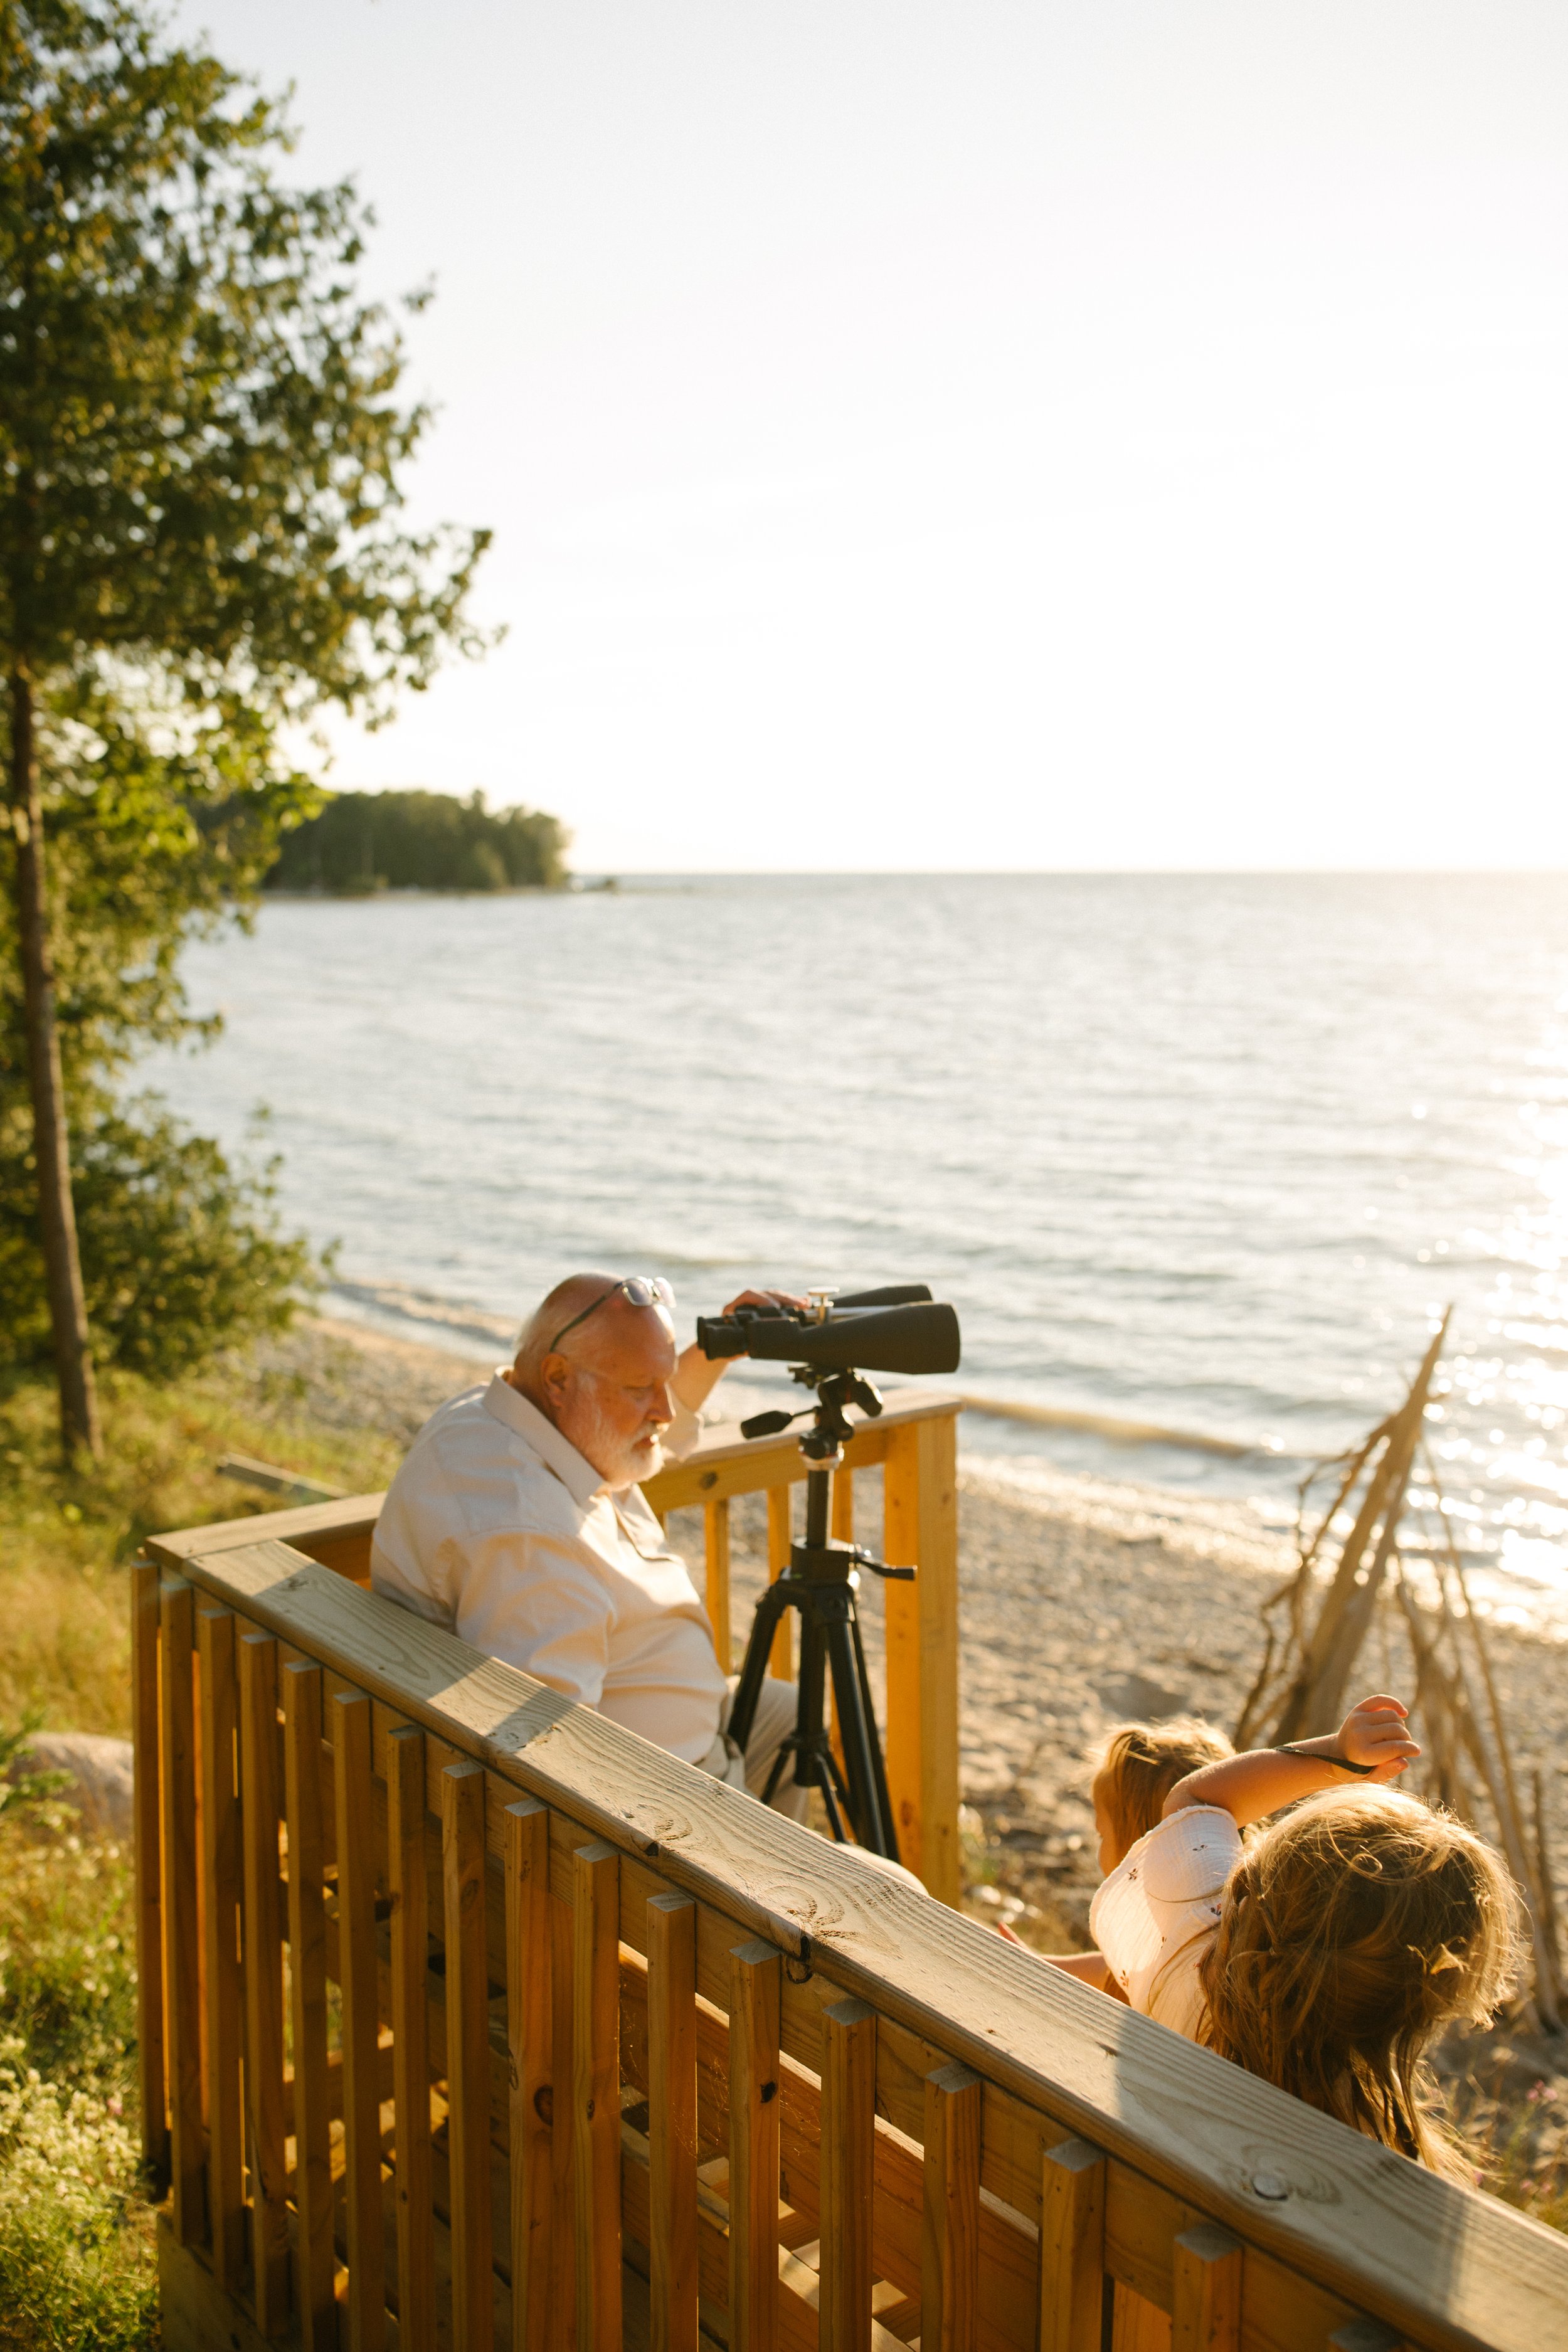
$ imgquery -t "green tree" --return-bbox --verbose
[0,672,323,1378]
[267,788,571,894]
[0,1,494,1454]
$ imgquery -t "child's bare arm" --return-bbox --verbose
[995,1929,1128,1998]
[1162,1694,1420,1828]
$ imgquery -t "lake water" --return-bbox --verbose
[147,873,1568,1634]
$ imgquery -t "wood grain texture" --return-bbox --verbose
[766,1486,794,1681]
[504,1798,553,2352]
[196,1608,244,2289]
[646,1891,698,2352]
[158,1578,204,2247]
[573,1841,623,2352]
[131,1562,169,2195]
[282,1661,335,2351]
[167,1535,1568,2352]
[729,1939,783,2352]
[442,1761,494,2352]
[1172,2223,1241,2352]
[819,1998,876,2352]
[237,1633,290,2334]
[704,1498,732,1673]
[388,1725,435,2352]
[1041,2137,1108,2352]
[882,1414,960,1903]
[921,2060,980,2352]
[333,1693,387,2352]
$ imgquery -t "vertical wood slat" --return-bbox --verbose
[921,2061,981,2352]
[283,1661,335,2352]
[506,1798,553,2352]
[705,1497,733,1672]
[196,1606,244,2290]
[882,1414,961,1902]
[819,1998,876,2352]
[334,1693,387,2352]
[388,1727,435,2352]
[1172,2224,1242,2352]
[159,1576,205,2245]
[239,1633,290,2334]
[442,1761,494,2352]
[549,1885,578,2336]
[1040,2138,1108,2352]
[647,1892,697,2352]
[729,1939,783,2352]
[765,1485,793,1680]
[573,1841,623,2352]
[131,1560,168,2195]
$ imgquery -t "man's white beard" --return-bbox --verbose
[575,1393,664,1491]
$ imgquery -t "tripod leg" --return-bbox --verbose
[823,1614,892,1856]
[726,1578,795,1755]
[851,1606,903,1865]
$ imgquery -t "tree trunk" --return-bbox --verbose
[8,665,102,1461]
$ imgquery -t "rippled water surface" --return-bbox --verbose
[149,874,1568,1629]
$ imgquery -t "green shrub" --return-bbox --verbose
[0,1099,317,1382]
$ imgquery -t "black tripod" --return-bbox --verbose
[724,1368,913,1861]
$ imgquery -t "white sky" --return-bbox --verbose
[174,1,1568,871]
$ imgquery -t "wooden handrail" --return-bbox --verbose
[137,1532,1568,2352]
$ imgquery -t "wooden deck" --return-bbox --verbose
[137,1406,1568,2352]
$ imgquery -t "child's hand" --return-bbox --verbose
[1337,1693,1422,1780]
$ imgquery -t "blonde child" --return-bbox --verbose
[1084,1692,1520,2175]
[1040,1715,1235,1999]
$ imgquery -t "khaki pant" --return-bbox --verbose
[697,1676,811,1823]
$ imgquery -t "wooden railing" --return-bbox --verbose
[152,1392,962,1904]
[134,1518,1568,2352]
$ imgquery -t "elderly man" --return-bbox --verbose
[371,1271,810,1817]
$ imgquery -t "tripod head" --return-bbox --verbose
[739,1364,882,1461]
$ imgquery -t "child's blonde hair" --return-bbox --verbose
[1093,1717,1234,1858]
[1200,1787,1520,2176]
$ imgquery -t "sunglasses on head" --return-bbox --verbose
[547,1274,677,1357]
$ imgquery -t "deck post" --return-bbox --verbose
[196,1606,244,2291]
[442,1761,494,2351]
[157,1576,204,2246]
[728,1939,782,2352]
[882,1412,961,1900]
[238,1631,290,2336]
[819,1998,876,2352]
[921,2060,981,2352]
[130,1560,168,2196]
[387,1726,435,2352]
[573,1841,623,2351]
[334,1692,387,2352]
[282,1661,335,2351]
[506,1796,553,2352]
[646,1891,698,2352]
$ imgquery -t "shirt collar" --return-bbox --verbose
[480,1371,607,1508]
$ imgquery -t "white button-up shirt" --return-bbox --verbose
[369,1372,729,1764]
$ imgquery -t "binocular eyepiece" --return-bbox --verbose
[696,1285,961,1378]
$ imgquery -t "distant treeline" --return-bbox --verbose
[266,790,570,894]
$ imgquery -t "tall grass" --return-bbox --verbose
[0,1344,403,2348]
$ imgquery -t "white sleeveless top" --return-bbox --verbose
[1088,1804,1242,2041]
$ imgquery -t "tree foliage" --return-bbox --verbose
[0,675,322,1378]
[267,788,569,894]
[0,1,495,1409]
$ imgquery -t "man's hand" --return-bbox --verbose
[1335,1693,1422,1782]
[671,1285,808,1416]
[719,1286,809,1317]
